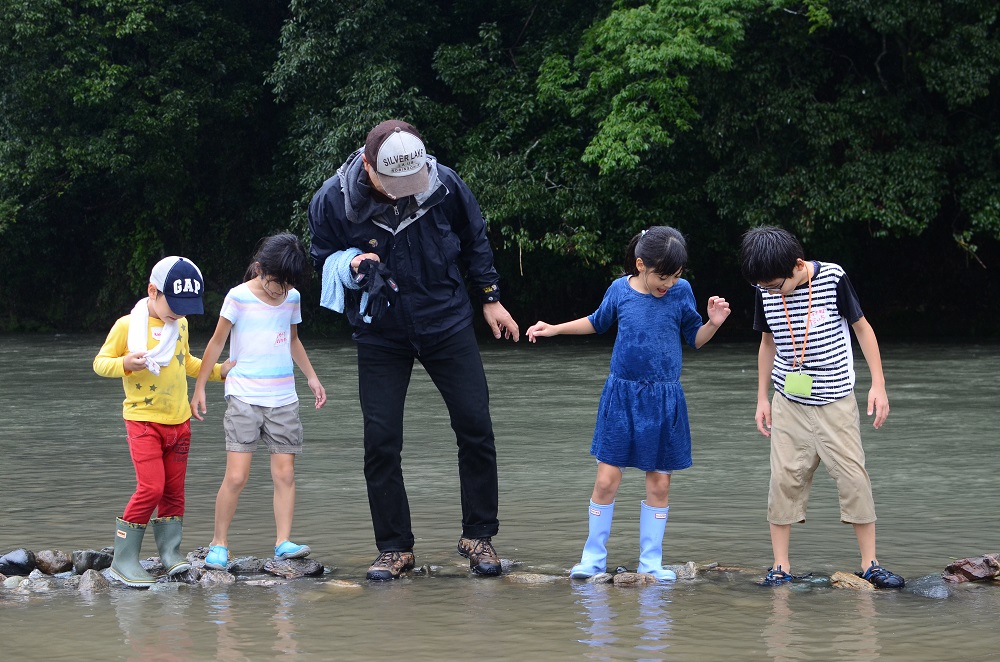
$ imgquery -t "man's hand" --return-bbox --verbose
[483,302,519,342]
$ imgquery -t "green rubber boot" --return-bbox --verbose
[109,518,156,588]
[150,516,192,576]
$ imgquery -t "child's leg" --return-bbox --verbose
[853,522,877,570]
[122,421,168,524]
[570,463,623,578]
[644,471,671,507]
[769,523,792,574]
[211,451,252,548]
[156,421,191,518]
[270,453,296,546]
[591,462,623,505]
[638,471,675,580]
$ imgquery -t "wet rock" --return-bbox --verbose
[228,556,266,574]
[667,561,699,580]
[35,550,73,575]
[245,579,286,587]
[503,573,564,584]
[18,571,54,592]
[72,550,113,574]
[78,569,110,592]
[500,558,521,573]
[613,572,658,587]
[199,569,236,586]
[64,575,81,589]
[588,573,615,584]
[906,574,951,599]
[162,568,200,584]
[0,572,5,583]
[324,579,363,590]
[830,571,875,591]
[3,575,23,588]
[263,558,324,579]
[942,554,1000,583]
[0,549,37,576]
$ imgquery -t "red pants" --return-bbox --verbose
[122,420,191,523]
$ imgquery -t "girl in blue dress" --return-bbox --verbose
[527,226,730,580]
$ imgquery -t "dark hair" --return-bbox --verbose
[739,226,804,283]
[624,226,688,276]
[245,232,309,289]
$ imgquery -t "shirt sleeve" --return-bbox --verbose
[446,168,502,304]
[836,273,864,324]
[678,282,702,348]
[93,317,129,378]
[587,281,620,334]
[752,291,773,333]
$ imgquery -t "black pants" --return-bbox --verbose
[357,325,500,551]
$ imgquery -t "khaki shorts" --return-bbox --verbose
[767,392,876,525]
[223,397,303,454]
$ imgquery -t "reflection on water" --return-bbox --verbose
[2,335,1000,659]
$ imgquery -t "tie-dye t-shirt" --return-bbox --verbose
[220,282,302,407]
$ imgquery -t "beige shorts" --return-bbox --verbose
[767,392,876,525]
[223,397,303,454]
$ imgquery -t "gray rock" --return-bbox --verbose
[263,558,324,579]
[3,575,22,588]
[199,569,236,586]
[0,548,36,576]
[667,561,699,580]
[613,572,658,587]
[503,572,564,584]
[228,556,266,574]
[35,550,73,575]
[587,572,615,584]
[78,569,111,592]
[244,579,286,587]
[18,576,54,593]
[64,575,82,589]
[72,550,113,574]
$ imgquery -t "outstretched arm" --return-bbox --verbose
[526,317,596,342]
[852,316,888,429]
[290,325,327,409]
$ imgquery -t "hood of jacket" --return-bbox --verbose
[337,147,444,224]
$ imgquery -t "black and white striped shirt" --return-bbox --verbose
[753,261,864,405]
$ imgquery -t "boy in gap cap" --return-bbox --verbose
[94,256,233,587]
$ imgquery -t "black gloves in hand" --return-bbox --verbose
[355,259,398,323]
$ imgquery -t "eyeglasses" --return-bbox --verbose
[753,278,786,294]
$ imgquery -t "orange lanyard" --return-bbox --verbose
[780,274,812,371]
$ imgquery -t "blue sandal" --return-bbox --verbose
[204,545,229,570]
[274,540,311,560]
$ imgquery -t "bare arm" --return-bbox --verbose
[526,317,597,342]
[755,333,777,437]
[190,317,233,420]
[290,325,327,409]
[694,296,731,348]
[851,316,889,429]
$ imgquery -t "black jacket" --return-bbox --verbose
[308,154,501,351]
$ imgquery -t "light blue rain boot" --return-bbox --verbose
[637,501,677,581]
[570,501,615,579]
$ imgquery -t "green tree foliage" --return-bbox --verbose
[0,0,286,329]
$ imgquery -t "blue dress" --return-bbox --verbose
[587,276,703,471]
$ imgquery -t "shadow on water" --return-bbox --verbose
[1,335,1000,659]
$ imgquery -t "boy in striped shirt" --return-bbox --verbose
[740,226,904,589]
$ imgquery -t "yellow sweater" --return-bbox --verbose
[94,315,224,424]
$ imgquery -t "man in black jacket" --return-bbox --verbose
[309,120,519,580]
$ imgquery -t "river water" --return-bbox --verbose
[1,334,998,660]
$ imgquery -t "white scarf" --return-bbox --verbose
[127,298,180,376]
